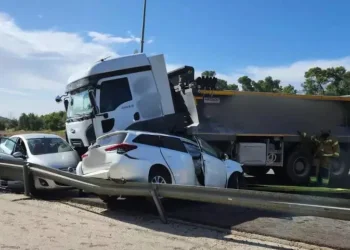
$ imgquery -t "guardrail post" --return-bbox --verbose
[150,186,167,224]
[23,163,31,197]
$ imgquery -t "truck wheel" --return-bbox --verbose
[286,150,312,185]
[243,166,270,178]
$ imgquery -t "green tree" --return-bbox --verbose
[227,84,239,91]
[201,70,239,91]
[238,75,288,93]
[8,119,18,129]
[18,113,29,130]
[238,76,255,91]
[42,111,66,131]
[0,121,5,130]
[282,84,297,94]
[302,66,350,95]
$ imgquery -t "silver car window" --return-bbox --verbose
[27,137,73,155]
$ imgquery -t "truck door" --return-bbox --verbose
[94,70,165,139]
[93,76,138,138]
[196,137,227,188]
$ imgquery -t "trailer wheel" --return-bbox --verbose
[286,150,312,185]
[243,166,270,178]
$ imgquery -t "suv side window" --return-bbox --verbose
[160,136,187,153]
[132,134,160,147]
[99,77,132,113]
[183,142,201,157]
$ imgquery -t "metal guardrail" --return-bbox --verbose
[1,159,350,223]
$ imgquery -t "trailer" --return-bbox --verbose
[169,66,350,185]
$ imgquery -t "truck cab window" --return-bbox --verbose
[99,77,132,113]
[67,89,93,118]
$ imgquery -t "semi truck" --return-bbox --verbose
[56,53,350,186]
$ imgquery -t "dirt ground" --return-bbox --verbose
[0,193,332,250]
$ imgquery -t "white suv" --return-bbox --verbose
[76,130,244,189]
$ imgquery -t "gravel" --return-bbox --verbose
[0,193,332,250]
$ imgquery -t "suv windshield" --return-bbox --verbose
[67,89,93,118]
[27,137,73,155]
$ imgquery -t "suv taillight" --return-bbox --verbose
[105,143,137,154]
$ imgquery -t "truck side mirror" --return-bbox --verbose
[55,95,62,103]
[88,91,99,115]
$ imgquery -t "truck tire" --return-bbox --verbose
[286,150,312,185]
[243,166,270,178]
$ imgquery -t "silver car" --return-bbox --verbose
[0,133,80,191]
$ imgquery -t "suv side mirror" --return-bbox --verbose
[55,95,62,103]
[13,151,26,159]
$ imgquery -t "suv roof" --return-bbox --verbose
[97,130,198,146]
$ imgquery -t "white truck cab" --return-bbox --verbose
[57,53,198,156]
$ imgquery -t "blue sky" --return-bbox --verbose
[1,0,350,117]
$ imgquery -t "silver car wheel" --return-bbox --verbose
[151,175,167,184]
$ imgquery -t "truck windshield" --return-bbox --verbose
[67,89,93,118]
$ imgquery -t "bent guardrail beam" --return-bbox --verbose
[1,160,350,223]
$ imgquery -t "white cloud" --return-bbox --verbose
[0,12,118,117]
[88,31,154,45]
[168,57,350,91]
[0,88,29,96]
[216,57,350,89]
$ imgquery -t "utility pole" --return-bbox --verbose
[140,0,147,53]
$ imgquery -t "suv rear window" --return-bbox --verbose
[97,132,127,146]
[132,134,160,147]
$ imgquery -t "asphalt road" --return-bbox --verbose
[6,188,347,250]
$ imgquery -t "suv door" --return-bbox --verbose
[196,137,227,188]
[159,136,194,185]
